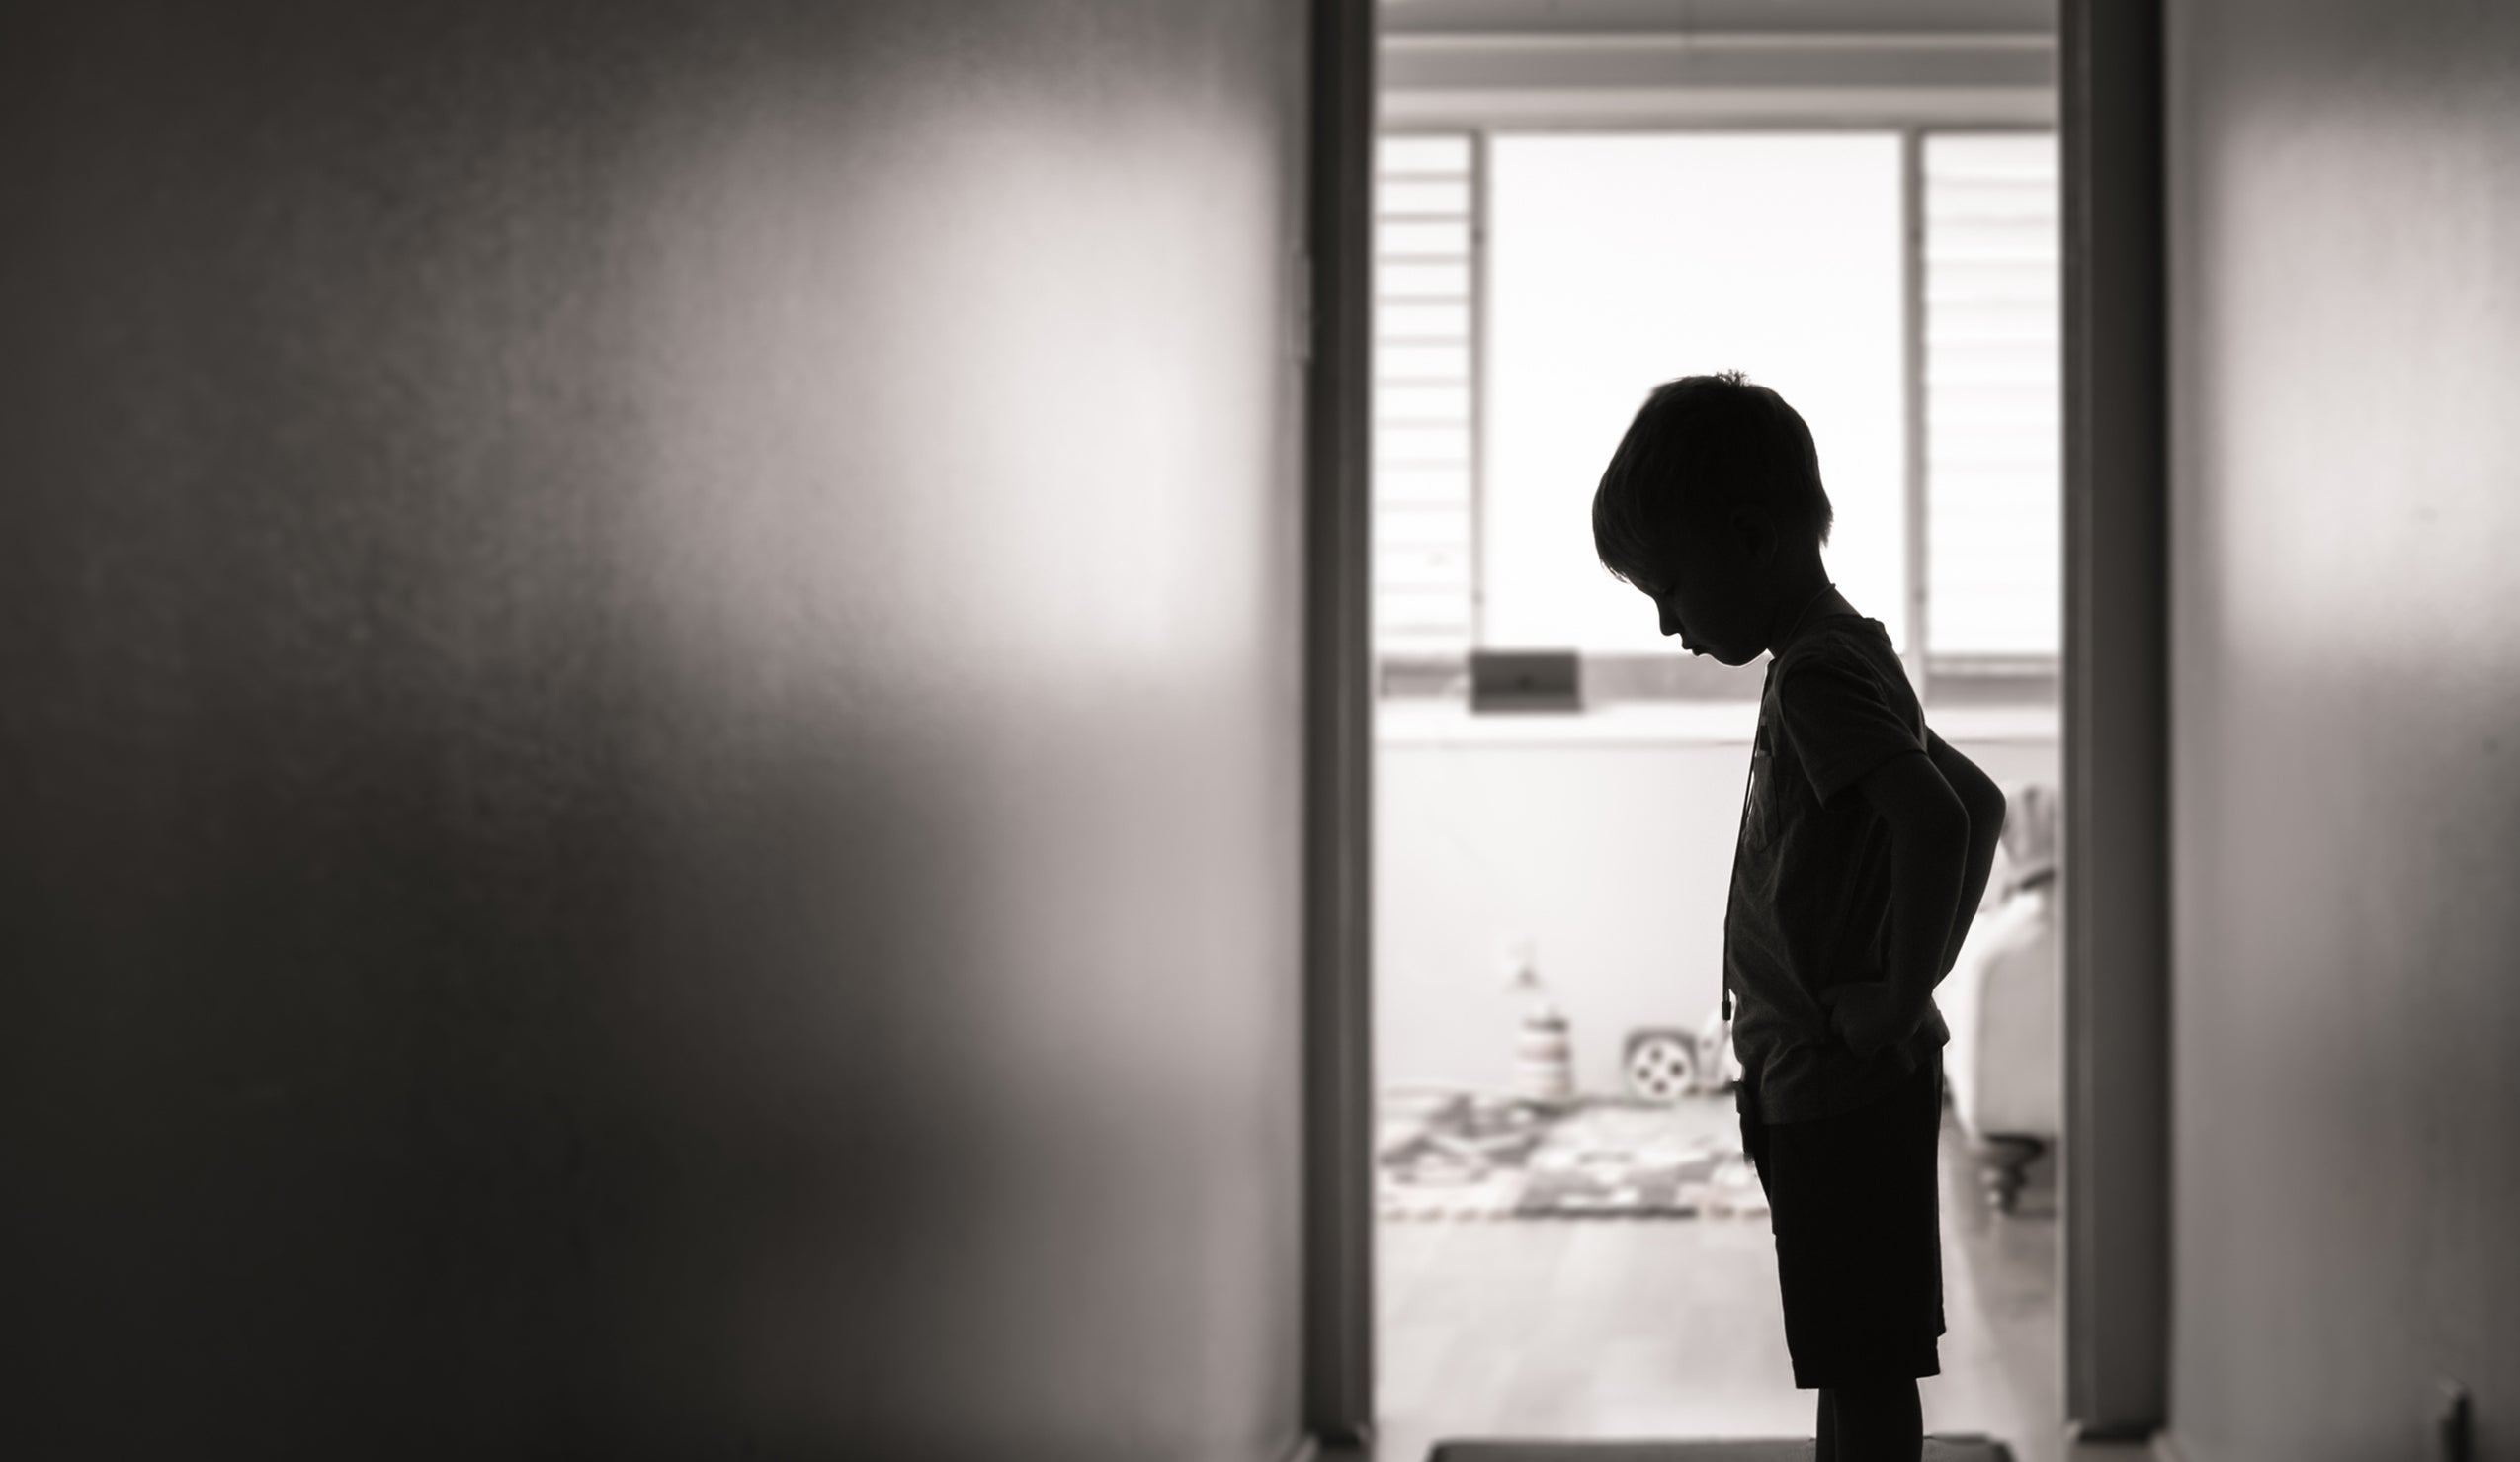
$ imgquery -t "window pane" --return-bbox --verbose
[1378,261,1472,300]
[1378,384,1469,424]
[1377,220,1468,257]
[1377,343,1469,382]
[1378,466,1470,507]
[1379,134,1470,175]
[1380,179,1470,216]
[1924,132,2060,657]
[1484,132,1908,653]
[1377,302,1470,342]
[1376,426,1470,467]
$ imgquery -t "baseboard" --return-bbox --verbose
[1309,1419,1379,1457]
[2061,1420,2178,1461]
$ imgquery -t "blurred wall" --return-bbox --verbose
[1377,711,2056,1094]
[0,4,1309,1458]
[2166,1,2520,1457]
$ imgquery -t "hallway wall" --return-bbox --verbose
[2166,2,2520,1457]
[0,4,1309,1458]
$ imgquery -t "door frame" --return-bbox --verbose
[1301,0,1376,1448]
[1302,0,2173,1446]
[2058,0,2170,1440]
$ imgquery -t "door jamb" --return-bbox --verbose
[2059,0,2171,1440]
[1302,0,1376,1447]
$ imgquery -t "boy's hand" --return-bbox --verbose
[1820,982,1916,1059]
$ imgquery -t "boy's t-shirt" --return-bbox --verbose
[1725,608,1952,1124]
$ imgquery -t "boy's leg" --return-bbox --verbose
[1822,1056,1938,1462]
[1827,1379,1921,1462]
[1764,1055,1946,1417]
[1815,1387,1837,1462]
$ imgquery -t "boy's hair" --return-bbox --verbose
[1592,370,1834,588]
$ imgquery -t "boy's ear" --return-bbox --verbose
[1726,505,1775,564]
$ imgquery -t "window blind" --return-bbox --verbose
[1373,133,1475,657]
[1923,133,2061,659]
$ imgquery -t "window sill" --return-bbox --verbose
[1374,698,2059,748]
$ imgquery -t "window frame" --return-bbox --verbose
[1371,120,2061,706]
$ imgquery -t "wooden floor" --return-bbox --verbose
[1365,1097,2067,1462]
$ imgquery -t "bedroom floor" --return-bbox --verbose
[1364,1099,2066,1462]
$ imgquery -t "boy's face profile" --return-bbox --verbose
[1598,377,1831,665]
[1636,500,1782,666]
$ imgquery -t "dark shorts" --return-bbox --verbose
[1738,1050,1947,1390]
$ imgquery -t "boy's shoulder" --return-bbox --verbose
[1771,615,1904,699]
[1764,617,1923,785]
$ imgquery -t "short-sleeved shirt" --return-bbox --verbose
[1725,606,1951,1124]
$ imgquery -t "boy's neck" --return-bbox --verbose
[1762,558,1845,656]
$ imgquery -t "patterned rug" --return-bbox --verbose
[1377,1088,1769,1220]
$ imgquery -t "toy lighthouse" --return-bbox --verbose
[1504,940,1574,1108]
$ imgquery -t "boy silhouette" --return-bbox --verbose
[1592,372,2007,1462]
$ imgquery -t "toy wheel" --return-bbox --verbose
[1622,1030,1697,1101]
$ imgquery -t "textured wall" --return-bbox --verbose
[0,4,1308,1458]
[2166,2,2520,1458]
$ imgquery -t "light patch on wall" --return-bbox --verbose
[2195,92,2520,679]
[618,88,1287,713]
[609,81,1299,1110]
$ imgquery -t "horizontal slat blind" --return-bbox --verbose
[1923,132,2061,658]
[1374,133,1475,657]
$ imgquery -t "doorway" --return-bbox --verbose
[1304,1,2168,1457]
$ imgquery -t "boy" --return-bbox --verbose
[1592,373,2007,1462]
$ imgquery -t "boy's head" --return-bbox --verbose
[1591,370,1834,665]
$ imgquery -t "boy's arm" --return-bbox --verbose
[1925,727,2007,977]
[1825,750,1971,1058]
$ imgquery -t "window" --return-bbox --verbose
[1372,129,2061,696]
[1484,132,1907,653]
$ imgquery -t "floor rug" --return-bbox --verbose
[1426,1436,2012,1461]
[1377,1088,1768,1221]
